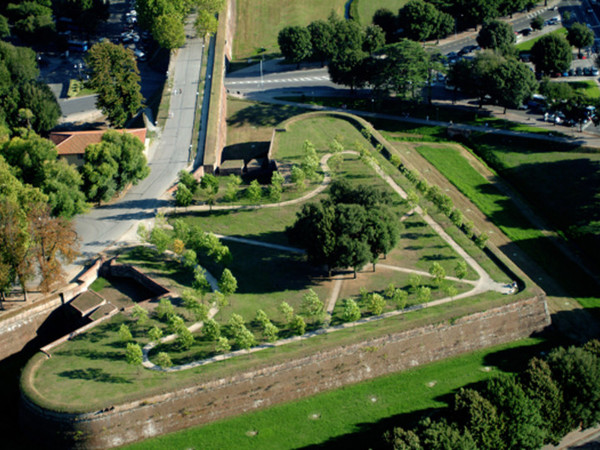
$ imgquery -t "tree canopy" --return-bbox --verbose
[567,22,594,55]
[86,42,144,127]
[476,19,515,53]
[287,180,400,277]
[530,33,573,75]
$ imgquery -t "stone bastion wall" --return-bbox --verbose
[20,295,549,449]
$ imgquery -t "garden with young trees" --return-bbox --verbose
[22,111,530,417]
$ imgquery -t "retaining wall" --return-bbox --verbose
[0,259,102,361]
[20,295,549,449]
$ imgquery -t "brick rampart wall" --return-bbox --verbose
[20,296,549,449]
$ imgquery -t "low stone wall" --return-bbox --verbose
[0,259,103,360]
[20,295,549,449]
[102,259,169,297]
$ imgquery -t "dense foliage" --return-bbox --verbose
[384,340,600,450]
[287,179,401,277]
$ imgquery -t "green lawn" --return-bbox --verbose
[124,337,550,450]
[515,27,568,52]
[415,141,600,298]
[355,0,409,25]
[232,0,346,61]
[567,80,600,99]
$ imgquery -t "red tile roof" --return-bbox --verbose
[49,128,147,155]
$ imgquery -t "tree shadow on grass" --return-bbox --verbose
[227,103,305,128]
[58,368,131,384]
[54,348,123,361]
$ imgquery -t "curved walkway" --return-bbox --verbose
[141,149,513,371]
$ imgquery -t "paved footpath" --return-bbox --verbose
[141,150,511,372]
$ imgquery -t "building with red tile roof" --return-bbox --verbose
[49,128,147,166]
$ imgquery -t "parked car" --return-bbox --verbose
[568,68,575,76]
[592,67,599,76]
[584,67,592,76]
[576,67,583,76]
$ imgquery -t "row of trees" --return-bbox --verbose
[385,340,600,449]
[373,0,536,45]
[135,0,224,50]
[287,180,401,277]
[0,155,78,302]
[278,12,385,68]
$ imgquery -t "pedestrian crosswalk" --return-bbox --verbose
[226,75,330,85]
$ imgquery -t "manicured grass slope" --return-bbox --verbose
[125,337,548,450]
[233,0,345,60]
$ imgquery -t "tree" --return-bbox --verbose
[419,418,478,449]
[547,346,600,430]
[308,20,335,66]
[132,304,149,326]
[367,293,386,316]
[475,232,489,249]
[398,0,454,42]
[234,325,256,350]
[279,301,294,324]
[245,179,262,202]
[531,15,545,31]
[153,14,185,50]
[168,314,185,333]
[567,22,594,57]
[155,352,172,369]
[268,182,282,202]
[278,26,312,68]
[342,298,361,323]
[86,42,144,127]
[149,226,170,253]
[301,140,320,181]
[27,202,79,293]
[125,342,143,369]
[182,289,208,321]
[370,40,430,100]
[218,268,237,296]
[392,288,408,310]
[192,267,211,297]
[203,318,221,340]
[175,184,193,207]
[102,130,150,191]
[416,286,431,303]
[18,81,60,133]
[290,165,306,190]
[531,34,573,75]
[492,58,538,113]
[200,173,218,195]
[215,336,231,353]
[155,298,175,320]
[255,309,269,327]
[148,326,163,342]
[80,142,118,204]
[194,10,218,37]
[363,24,385,54]
[328,47,368,92]
[263,321,279,342]
[483,375,546,449]
[372,8,397,43]
[521,357,567,444]
[476,20,515,53]
[176,326,194,350]
[0,15,9,39]
[41,159,87,218]
[290,315,306,336]
[453,388,503,449]
[429,262,446,287]
[119,323,133,342]
[301,289,324,321]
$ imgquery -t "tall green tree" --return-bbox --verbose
[278,26,312,68]
[372,8,397,43]
[86,42,144,127]
[567,22,594,57]
[398,0,454,42]
[153,14,185,50]
[453,388,503,449]
[308,20,335,66]
[81,141,118,204]
[100,130,149,191]
[194,10,218,37]
[530,33,573,75]
[476,19,515,53]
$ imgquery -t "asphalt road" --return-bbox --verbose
[73,28,206,264]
